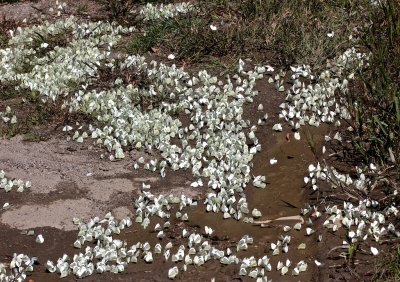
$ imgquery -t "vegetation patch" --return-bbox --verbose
[348,0,400,174]
[125,0,370,67]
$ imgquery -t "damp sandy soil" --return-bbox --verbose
[0,135,200,231]
[0,74,336,281]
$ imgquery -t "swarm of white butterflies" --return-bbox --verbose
[44,193,314,280]
[0,170,32,193]
[0,16,133,102]
[137,2,195,21]
[0,0,369,225]
[63,54,272,221]
[0,106,17,124]
[302,161,400,261]
[268,48,367,140]
[0,254,37,282]
[1,0,397,280]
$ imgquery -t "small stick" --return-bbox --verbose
[253,215,304,226]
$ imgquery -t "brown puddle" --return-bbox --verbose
[41,126,328,282]
[182,125,329,281]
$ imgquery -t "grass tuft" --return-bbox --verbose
[349,0,400,173]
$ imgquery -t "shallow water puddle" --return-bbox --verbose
[249,125,328,218]
[22,126,329,281]
[176,126,329,281]
[0,89,331,281]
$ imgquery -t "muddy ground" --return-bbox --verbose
[0,1,384,281]
[0,72,329,281]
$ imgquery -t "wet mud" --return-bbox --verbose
[0,75,334,281]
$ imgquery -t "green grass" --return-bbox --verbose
[348,241,358,266]
[0,33,7,48]
[0,104,55,139]
[0,86,60,140]
[22,132,50,142]
[348,0,400,174]
[374,246,400,281]
[304,128,317,158]
[126,18,176,54]
[0,16,17,49]
[125,0,369,67]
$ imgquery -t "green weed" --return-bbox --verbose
[125,18,176,54]
[304,128,317,158]
[348,241,358,266]
[0,87,59,139]
[22,132,50,142]
[349,0,400,173]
